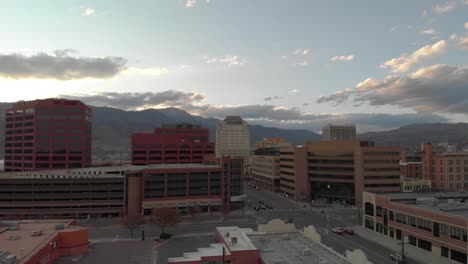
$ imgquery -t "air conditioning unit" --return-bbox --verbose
[31,230,43,236]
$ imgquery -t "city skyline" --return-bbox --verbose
[1,0,468,132]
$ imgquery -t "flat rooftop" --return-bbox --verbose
[380,191,468,218]
[216,226,257,251]
[249,232,349,264]
[0,219,85,264]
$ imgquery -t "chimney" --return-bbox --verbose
[231,237,238,245]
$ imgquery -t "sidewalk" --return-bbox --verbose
[353,225,456,264]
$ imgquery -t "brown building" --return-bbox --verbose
[255,137,288,149]
[126,157,244,218]
[422,143,468,191]
[279,140,400,206]
[363,191,468,263]
[251,147,281,192]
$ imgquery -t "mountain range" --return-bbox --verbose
[1,102,467,160]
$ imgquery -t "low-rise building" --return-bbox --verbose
[362,191,468,263]
[0,219,88,264]
[401,177,432,192]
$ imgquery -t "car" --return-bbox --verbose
[389,254,406,263]
[253,205,260,210]
[260,205,266,210]
[266,204,273,209]
[343,228,354,235]
[331,227,343,234]
[258,200,265,205]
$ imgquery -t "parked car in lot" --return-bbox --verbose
[389,254,406,263]
[254,205,260,210]
[343,228,354,235]
[258,200,265,205]
[265,204,273,209]
[331,227,343,234]
[260,204,266,210]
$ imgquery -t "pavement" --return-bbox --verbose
[353,226,455,264]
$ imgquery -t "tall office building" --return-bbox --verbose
[279,140,400,206]
[131,123,214,165]
[322,124,356,141]
[4,99,92,172]
[215,116,250,158]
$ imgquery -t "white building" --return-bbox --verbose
[215,116,250,158]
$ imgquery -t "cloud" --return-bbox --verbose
[433,1,456,13]
[317,64,468,115]
[450,34,458,41]
[463,0,468,5]
[63,90,205,110]
[81,7,95,17]
[331,54,355,62]
[290,89,299,93]
[465,22,468,29]
[421,10,428,17]
[380,40,446,72]
[390,26,399,32]
[65,90,449,132]
[296,61,309,67]
[421,29,438,35]
[459,36,468,49]
[302,103,309,107]
[123,67,169,76]
[204,55,246,66]
[0,50,126,80]
[185,0,196,8]
[293,48,310,56]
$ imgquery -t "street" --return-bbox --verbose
[84,184,419,264]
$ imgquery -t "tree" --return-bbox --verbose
[151,208,180,237]
[122,214,144,238]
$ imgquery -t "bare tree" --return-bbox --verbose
[151,208,180,236]
[122,214,144,238]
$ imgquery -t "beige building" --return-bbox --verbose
[255,137,288,149]
[322,124,356,141]
[215,116,250,158]
[401,177,432,192]
[279,140,400,206]
[251,148,281,192]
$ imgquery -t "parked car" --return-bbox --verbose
[258,200,265,205]
[266,204,273,209]
[344,228,354,235]
[331,227,343,234]
[389,254,406,263]
[260,204,266,210]
[254,205,260,210]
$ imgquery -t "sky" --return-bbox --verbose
[0,0,467,133]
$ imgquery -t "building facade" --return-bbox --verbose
[278,145,309,200]
[255,137,288,149]
[126,157,244,218]
[4,99,92,172]
[321,124,356,141]
[251,147,281,192]
[215,116,250,158]
[363,191,468,264]
[278,140,400,206]
[422,143,468,191]
[401,177,432,192]
[131,124,214,165]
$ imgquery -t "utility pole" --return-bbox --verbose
[397,234,407,264]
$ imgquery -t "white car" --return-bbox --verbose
[331,227,343,234]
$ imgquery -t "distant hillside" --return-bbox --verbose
[359,123,468,150]
[0,104,320,160]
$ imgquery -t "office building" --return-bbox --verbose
[279,140,400,206]
[401,178,431,192]
[0,219,88,264]
[215,116,250,158]
[251,147,281,192]
[322,124,356,141]
[126,156,244,217]
[363,191,467,263]
[400,150,423,179]
[131,123,214,165]
[422,143,468,191]
[4,99,92,172]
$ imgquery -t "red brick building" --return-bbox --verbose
[0,219,88,264]
[131,124,214,165]
[363,191,468,263]
[126,157,244,217]
[422,143,468,190]
[4,99,92,172]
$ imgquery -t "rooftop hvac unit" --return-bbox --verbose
[31,230,43,237]
[55,224,65,230]
[2,255,16,264]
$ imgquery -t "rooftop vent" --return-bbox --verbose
[231,237,238,245]
[2,255,16,264]
[55,224,64,230]
[226,232,230,237]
